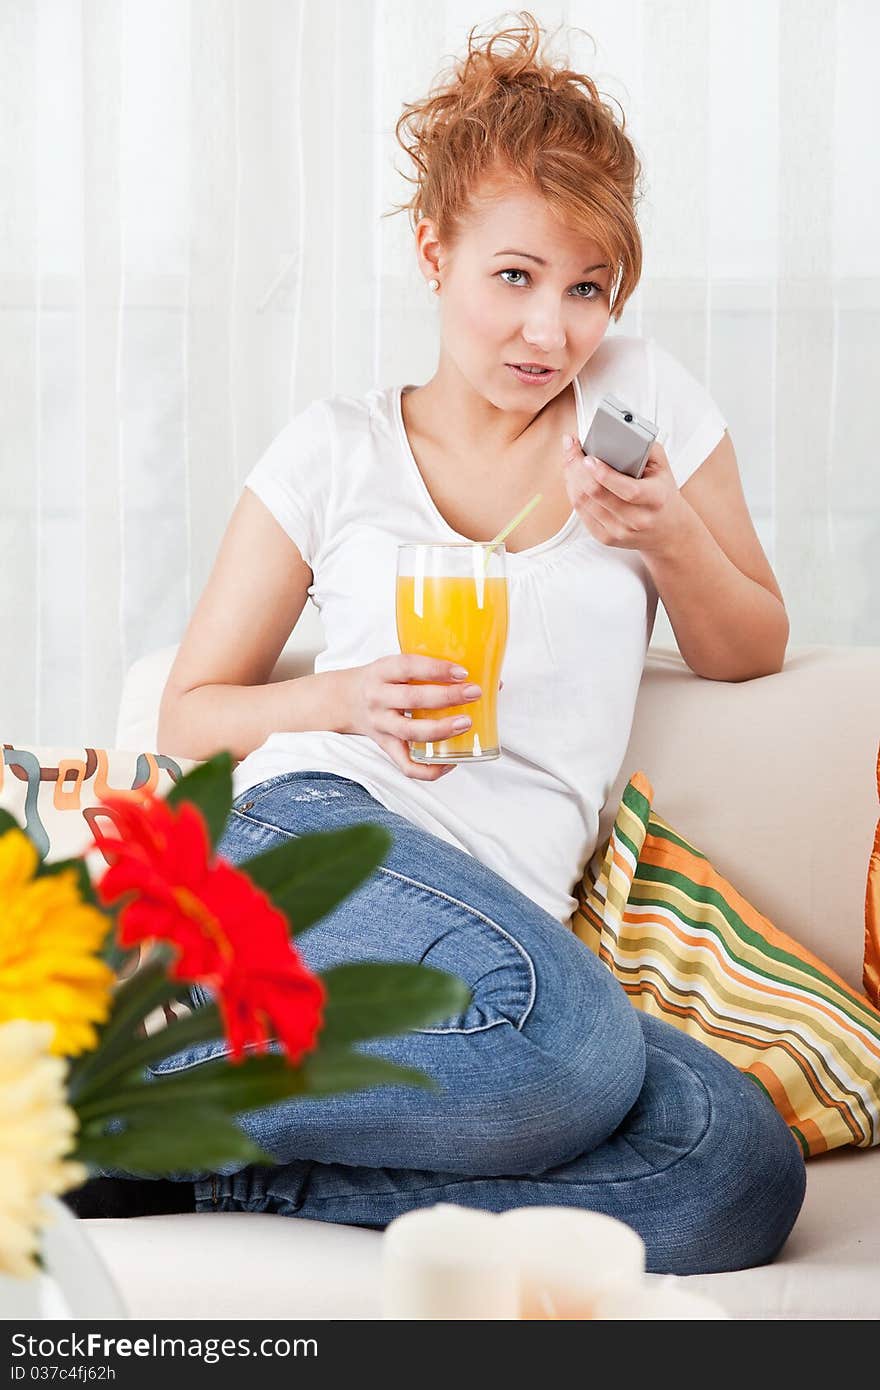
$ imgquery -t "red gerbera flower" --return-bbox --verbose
[89,791,325,1063]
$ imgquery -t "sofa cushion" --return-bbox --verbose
[81,1143,880,1321]
[573,772,880,1157]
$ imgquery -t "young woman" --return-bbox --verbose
[73,16,805,1275]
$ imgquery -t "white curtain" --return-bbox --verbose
[1,0,877,747]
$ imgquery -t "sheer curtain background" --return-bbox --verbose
[1,0,877,747]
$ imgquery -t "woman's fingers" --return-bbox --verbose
[375,733,455,780]
[391,712,472,741]
[386,683,480,712]
[380,654,469,685]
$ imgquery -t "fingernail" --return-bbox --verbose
[462,684,482,699]
[450,665,468,679]
[451,716,472,731]
[562,432,575,450]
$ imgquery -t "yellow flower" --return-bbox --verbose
[0,828,115,1056]
[0,1020,88,1279]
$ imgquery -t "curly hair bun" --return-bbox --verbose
[387,10,643,321]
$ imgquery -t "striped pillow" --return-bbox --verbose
[572,771,880,1158]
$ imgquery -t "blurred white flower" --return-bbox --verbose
[0,1020,87,1279]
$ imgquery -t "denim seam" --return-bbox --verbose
[414,1017,513,1037]
[225,808,538,1035]
[375,865,537,1033]
[150,1042,235,1074]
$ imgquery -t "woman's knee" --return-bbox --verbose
[633,1017,807,1274]
[697,1064,806,1272]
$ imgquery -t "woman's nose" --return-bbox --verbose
[521,311,566,353]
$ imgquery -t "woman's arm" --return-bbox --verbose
[641,432,789,682]
[158,488,352,761]
[160,669,355,763]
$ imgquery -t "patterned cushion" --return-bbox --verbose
[0,743,202,1035]
[572,771,880,1158]
[865,744,880,1008]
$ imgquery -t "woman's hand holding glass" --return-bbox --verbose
[342,655,487,781]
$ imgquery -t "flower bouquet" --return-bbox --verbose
[0,753,470,1281]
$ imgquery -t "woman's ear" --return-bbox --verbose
[414,216,443,282]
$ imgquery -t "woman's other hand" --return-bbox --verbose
[341,655,492,781]
[561,432,690,558]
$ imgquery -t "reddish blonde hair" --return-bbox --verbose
[387,11,643,321]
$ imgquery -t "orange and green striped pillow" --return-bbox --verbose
[572,772,880,1158]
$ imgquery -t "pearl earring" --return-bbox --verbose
[428,278,440,292]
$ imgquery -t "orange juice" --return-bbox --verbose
[396,573,508,760]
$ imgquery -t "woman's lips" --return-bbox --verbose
[505,364,559,385]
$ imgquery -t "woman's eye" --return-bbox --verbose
[498,269,600,299]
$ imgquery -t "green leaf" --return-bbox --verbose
[99,936,141,975]
[0,807,22,838]
[97,944,182,1042]
[318,962,471,1045]
[75,1049,310,1123]
[74,955,467,1109]
[163,752,234,850]
[71,1001,228,1105]
[72,954,469,1104]
[72,1109,276,1175]
[74,1044,438,1126]
[66,945,185,1100]
[242,823,393,933]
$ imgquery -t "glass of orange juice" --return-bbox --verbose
[396,542,509,763]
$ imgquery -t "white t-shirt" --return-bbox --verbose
[231,334,727,925]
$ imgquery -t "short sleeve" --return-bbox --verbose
[648,338,727,488]
[241,397,331,568]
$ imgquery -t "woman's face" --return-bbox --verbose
[419,183,614,409]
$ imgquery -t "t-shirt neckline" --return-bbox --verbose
[393,372,588,561]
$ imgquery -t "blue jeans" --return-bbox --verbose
[143,772,805,1275]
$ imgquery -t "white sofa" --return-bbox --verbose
[82,636,880,1320]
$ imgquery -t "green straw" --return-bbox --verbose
[480,493,543,575]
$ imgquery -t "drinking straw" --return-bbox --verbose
[480,493,543,575]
